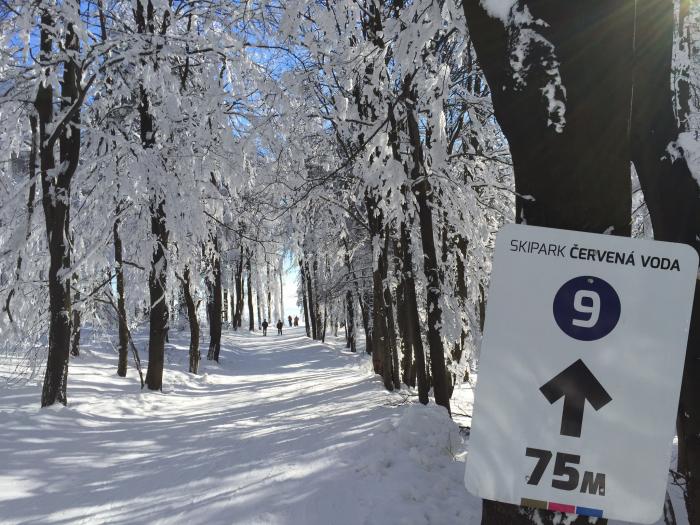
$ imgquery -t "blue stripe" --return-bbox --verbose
[576,506,603,518]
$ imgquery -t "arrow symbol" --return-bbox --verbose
[540,359,612,438]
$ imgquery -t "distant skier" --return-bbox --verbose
[276,319,283,335]
[262,319,268,336]
[288,315,293,327]
[293,316,299,327]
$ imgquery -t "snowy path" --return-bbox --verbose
[0,328,480,525]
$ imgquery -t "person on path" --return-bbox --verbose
[262,319,268,336]
[293,316,299,327]
[276,320,283,335]
[287,315,293,327]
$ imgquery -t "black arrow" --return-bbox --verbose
[540,359,612,438]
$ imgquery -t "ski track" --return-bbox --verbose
[0,327,481,525]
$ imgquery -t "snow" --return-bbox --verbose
[0,327,689,524]
[677,132,700,186]
[480,0,516,22]
[0,327,481,524]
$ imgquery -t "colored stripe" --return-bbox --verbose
[576,506,604,518]
[520,498,548,510]
[548,502,576,513]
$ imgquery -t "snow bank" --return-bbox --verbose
[356,403,480,525]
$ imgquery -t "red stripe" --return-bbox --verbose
[548,502,576,513]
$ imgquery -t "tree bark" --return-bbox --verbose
[366,195,393,386]
[407,108,450,413]
[206,240,222,362]
[345,290,356,352]
[305,260,318,340]
[70,278,81,358]
[358,290,373,356]
[179,267,200,374]
[629,2,700,523]
[114,214,129,377]
[398,222,428,403]
[300,260,311,337]
[464,0,635,521]
[247,256,255,330]
[39,7,79,406]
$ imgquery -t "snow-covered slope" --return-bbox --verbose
[0,328,481,525]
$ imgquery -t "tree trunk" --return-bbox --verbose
[145,198,169,391]
[464,0,635,521]
[629,2,700,523]
[206,241,222,362]
[345,290,356,352]
[407,108,449,413]
[247,256,255,330]
[313,258,323,339]
[381,233,400,390]
[366,196,393,386]
[300,260,311,337]
[39,7,78,407]
[223,290,229,324]
[399,221,429,404]
[238,257,245,328]
[358,290,373,355]
[266,261,272,323]
[279,259,284,321]
[305,260,318,340]
[114,214,129,377]
[70,281,81,357]
[139,0,169,392]
[256,282,263,330]
[180,267,200,374]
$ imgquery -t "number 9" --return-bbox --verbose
[572,290,600,328]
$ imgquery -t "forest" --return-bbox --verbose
[1,1,700,524]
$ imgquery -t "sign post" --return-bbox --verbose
[464,224,698,523]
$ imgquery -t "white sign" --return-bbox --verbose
[464,224,698,524]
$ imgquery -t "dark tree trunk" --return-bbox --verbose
[312,259,323,339]
[399,222,429,404]
[39,7,79,407]
[449,233,470,396]
[70,282,81,357]
[222,290,229,324]
[300,260,311,337]
[138,0,169,392]
[345,290,356,352]
[180,267,200,374]
[237,256,245,328]
[232,256,243,330]
[256,283,262,330]
[114,214,129,377]
[628,3,700,523]
[358,290,373,355]
[366,196,393,387]
[145,198,169,391]
[381,233,400,390]
[305,260,318,340]
[266,261,272,323]
[464,0,635,522]
[407,108,450,413]
[206,242,222,362]
[247,256,255,330]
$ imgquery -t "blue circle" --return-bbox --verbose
[553,276,620,341]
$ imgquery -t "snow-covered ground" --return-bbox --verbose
[0,327,480,524]
[0,327,687,524]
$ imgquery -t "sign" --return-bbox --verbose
[464,224,698,523]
